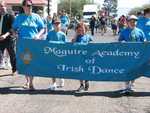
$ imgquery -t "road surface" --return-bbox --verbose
[0,28,150,113]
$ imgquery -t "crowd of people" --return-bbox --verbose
[0,0,150,94]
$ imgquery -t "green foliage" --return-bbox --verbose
[129,7,143,15]
[129,3,150,15]
[142,4,150,10]
[103,0,118,17]
[58,0,91,16]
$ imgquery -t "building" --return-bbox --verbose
[4,0,58,17]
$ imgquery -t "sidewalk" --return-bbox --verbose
[0,69,12,76]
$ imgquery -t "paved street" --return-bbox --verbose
[0,28,150,113]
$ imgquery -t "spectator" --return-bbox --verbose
[137,7,150,40]
[37,10,47,39]
[90,16,96,36]
[118,15,127,34]
[47,15,54,32]
[99,15,107,36]
[0,0,16,75]
[60,10,70,35]
[111,17,117,35]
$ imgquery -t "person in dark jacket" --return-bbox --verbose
[90,16,96,36]
[0,0,16,75]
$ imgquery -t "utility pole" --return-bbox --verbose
[69,0,71,16]
[48,0,50,15]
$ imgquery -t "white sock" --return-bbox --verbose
[59,79,64,86]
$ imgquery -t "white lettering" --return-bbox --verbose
[88,66,125,74]
[43,47,87,57]
[57,64,84,73]
[92,49,140,59]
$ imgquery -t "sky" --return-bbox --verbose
[94,0,150,17]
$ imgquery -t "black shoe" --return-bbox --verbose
[119,88,134,95]
[84,82,89,91]
[76,85,84,92]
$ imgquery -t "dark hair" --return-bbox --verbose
[61,9,65,13]
[144,8,150,15]
[22,0,32,6]
[137,12,142,16]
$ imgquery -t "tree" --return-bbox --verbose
[103,0,118,17]
[58,0,91,16]
[129,3,150,15]
[142,4,150,10]
[129,7,143,15]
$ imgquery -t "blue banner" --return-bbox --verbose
[16,39,150,81]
